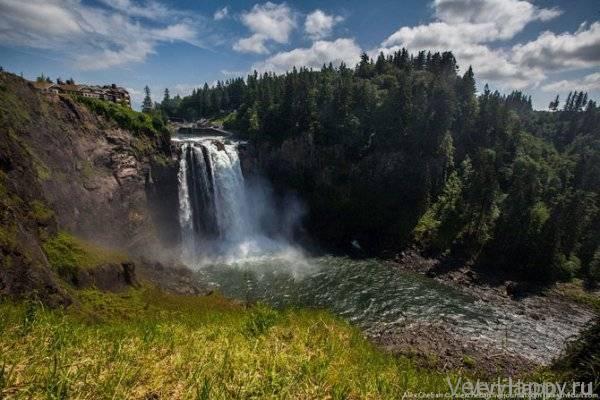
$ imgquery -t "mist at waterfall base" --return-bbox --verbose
[175,136,312,275]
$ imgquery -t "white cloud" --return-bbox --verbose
[252,38,361,74]
[379,0,562,88]
[233,33,270,54]
[0,0,82,45]
[97,0,174,20]
[233,2,296,54]
[512,22,600,71]
[433,0,561,39]
[304,10,343,39]
[379,26,544,89]
[214,6,228,21]
[153,23,198,43]
[0,0,205,70]
[76,41,155,70]
[542,72,600,93]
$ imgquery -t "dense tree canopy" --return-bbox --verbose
[159,49,600,285]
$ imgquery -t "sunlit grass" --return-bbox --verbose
[0,287,457,399]
[42,232,129,279]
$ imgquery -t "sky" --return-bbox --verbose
[0,0,599,110]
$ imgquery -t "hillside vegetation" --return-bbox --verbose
[160,50,600,286]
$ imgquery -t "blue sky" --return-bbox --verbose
[0,0,598,109]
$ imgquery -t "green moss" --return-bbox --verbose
[80,160,95,180]
[0,85,30,127]
[0,288,458,398]
[42,232,128,279]
[29,200,54,224]
[33,162,50,181]
[0,225,17,250]
[11,131,51,181]
[0,171,6,202]
[1,254,13,269]
[131,136,154,158]
[462,355,476,368]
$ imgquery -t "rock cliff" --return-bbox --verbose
[0,72,179,304]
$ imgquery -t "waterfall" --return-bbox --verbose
[177,143,194,260]
[176,137,261,264]
[206,140,250,242]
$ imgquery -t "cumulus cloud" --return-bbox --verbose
[379,0,563,88]
[252,38,361,74]
[0,0,205,70]
[233,2,296,54]
[542,72,600,93]
[433,0,561,39]
[512,22,600,71]
[304,10,344,39]
[214,6,228,21]
[233,33,270,54]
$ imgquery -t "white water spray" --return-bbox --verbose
[174,136,309,272]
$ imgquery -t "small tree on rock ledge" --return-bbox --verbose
[142,85,153,113]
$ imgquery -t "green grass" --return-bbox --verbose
[555,280,600,312]
[42,232,128,279]
[0,288,457,399]
[75,96,167,138]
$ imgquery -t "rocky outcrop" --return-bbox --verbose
[74,262,140,292]
[5,73,179,251]
[136,259,208,295]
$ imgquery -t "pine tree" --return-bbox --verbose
[142,86,153,113]
[549,95,560,111]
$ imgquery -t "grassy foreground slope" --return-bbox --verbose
[0,287,454,399]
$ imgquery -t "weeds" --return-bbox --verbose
[243,303,279,337]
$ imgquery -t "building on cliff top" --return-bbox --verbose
[32,81,131,107]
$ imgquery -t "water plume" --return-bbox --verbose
[174,136,312,276]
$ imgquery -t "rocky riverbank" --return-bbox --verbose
[371,251,598,377]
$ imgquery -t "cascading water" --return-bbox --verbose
[175,136,300,265]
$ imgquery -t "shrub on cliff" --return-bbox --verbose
[76,96,167,138]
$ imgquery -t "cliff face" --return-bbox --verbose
[0,72,179,304]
